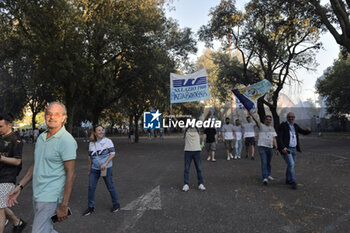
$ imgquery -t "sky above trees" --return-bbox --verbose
[166,0,340,104]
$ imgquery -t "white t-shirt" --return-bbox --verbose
[233,125,243,140]
[221,124,235,140]
[89,137,115,170]
[288,123,297,147]
[243,122,256,138]
[257,124,277,148]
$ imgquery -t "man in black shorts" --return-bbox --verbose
[203,126,218,162]
[0,113,26,233]
[243,116,256,160]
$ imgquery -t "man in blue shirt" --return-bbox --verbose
[7,102,77,233]
[277,112,311,190]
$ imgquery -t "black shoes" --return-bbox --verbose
[13,219,27,233]
[286,180,298,189]
[82,207,95,216]
[111,204,120,213]
[83,205,120,215]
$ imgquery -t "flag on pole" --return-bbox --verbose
[170,69,210,104]
[232,79,273,111]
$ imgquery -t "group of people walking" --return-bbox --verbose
[183,111,311,192]
[0,101,311,232]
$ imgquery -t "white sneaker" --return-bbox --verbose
[234,155,238,160]
[207,156,211,161]
[182,184,189,192]
[229,153,234,159]
[227,157,230,161]
[263,178,268,185]
[238,156,241,159]
[268,176,274,181]
[5,219,8,227]
[198,184,206,191]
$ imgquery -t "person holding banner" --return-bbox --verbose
[221,118,236,161]
[250,113,278,185]
[182,119,206,192]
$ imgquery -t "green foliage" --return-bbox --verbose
[0,0,197,132]
[0,70,26,118]
[196,49,260,103]
[199,0,321,128]
[316,56,350,116]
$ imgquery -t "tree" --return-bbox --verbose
[297,0,350,53]
[199,0,321,129]
[316,55,350,115]
[0,70,26,118]
[116,17,197,142]
[0,0,197,132]
[0,3,28,118]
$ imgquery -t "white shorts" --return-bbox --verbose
[0,183,15,208]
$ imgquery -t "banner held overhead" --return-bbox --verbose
[170,69,210,104]
[232,79,273,111]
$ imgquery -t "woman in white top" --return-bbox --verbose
[83,125,120,216]
[250,113,278,185]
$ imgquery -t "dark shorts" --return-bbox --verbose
[204,142,216,152]
[245,137,255,146]
[224,140,234,150]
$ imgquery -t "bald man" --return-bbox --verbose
[277,112,311,190]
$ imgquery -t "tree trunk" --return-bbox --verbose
[269,95,280,130]
[128,115,133,140]
[134,114,139,143]
[65,103,76,133]
[92,114,99,127]
[31,112,37,130]
[129,115,134,129]
[257,97,266,123]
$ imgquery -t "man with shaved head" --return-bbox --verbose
[277,112,311,190]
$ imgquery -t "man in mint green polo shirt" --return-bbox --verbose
[7,102,77,233]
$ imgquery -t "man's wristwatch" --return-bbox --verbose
[18,184,24,190]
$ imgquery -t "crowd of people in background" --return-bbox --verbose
[15,128,44,144]
[1,101,312,233]
[183,110,311,191]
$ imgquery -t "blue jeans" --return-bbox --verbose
[258,146,273,179]
[235,140,242,157]
[88,167,119,208]
[32,201,59,233]
[283,147,297,183]
[184,151,203,185]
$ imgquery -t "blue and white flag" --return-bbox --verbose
[235,97,257,110]
[170,69,210,104]
[232,79,273,111]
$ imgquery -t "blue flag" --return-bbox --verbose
[232,79,273,111]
